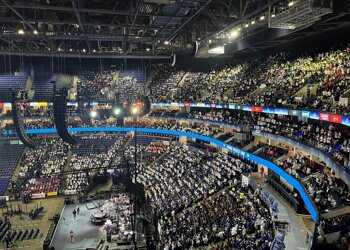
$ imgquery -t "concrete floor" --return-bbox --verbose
[0,197,65,250]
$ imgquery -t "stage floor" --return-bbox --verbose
[50,201,105,250]
[50,200,143,250]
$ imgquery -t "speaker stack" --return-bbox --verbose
[53,88,76,145]
[10,90,36,149]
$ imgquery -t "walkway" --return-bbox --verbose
[252,175,313,250]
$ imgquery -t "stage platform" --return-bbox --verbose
[50,201,105,250]
[50,199,146,250]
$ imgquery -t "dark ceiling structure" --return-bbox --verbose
[0,0,349,59]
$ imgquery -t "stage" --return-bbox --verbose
[50,198,146,250]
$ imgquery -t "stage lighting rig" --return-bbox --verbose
[269,0,333,29]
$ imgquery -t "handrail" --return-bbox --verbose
[2,114,349,185]
[5,126,319,222]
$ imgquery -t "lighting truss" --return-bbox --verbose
[269,0,333,29]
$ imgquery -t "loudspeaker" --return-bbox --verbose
[53,89,76,145]
[116,117,124,126]
[11,92,36,149]
[142,96,151,115]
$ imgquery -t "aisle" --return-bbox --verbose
[252,176,312,250]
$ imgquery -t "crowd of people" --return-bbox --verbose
[17,138,67,196]
[149,48,350,115]
[136,144,271,248]
[305,167,350,211]
[150,65,185,102]
[115,76,143,102]
[66,133,128,192]
[276,153,323,180]
[253,113,350,169]
[78,70,117,100]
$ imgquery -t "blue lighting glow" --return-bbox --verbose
[4,126,318,222]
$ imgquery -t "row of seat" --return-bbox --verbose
[1,228,40,242]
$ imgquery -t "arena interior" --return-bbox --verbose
[0,0,350,249]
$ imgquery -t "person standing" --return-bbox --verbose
[73,209,77,220]
[76,205,80,214]
[69,230,74,243]
[4,233,11,248]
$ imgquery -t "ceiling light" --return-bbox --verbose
[93,49,96,52]
[251,20,256,25]
[131,107,138,115]
[146,48,150,51]
[260,16,265,21]
[245,23,249,28]
[33,30,38,35]
[48,48,51,51]
[114,108,121,115]
[90,110,97,118]
[17,29,25,35]
[164,41,169,45]
[230,30,239,39]
[58,48,61,51]
[69,48,73,52]
[82,49,86,52]
[238,27,241,31]
[271,14,276,18]
[288,1,294,7]
[208,39,212,43]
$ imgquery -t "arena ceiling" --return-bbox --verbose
[0,0,349,59]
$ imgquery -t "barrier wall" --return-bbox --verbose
[11,126,318,222]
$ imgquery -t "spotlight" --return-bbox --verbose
[17,29,25,35]
[90,110,97,118]
[114,108,121,115]
[33,30,38,35]
[288,1,294,7]
[208,39,212,43]
[93,49,96,52]
[58,48,61,51]
[69,48,73,52]
[82,48,86,53]
[271,14,276,18]
[164,41,169,45]
[230,30,239,39]
[245,23,249,28]
[146,48,150,52]
[131,107,138,115]
[260,16,265,21]
[251,20,256,25]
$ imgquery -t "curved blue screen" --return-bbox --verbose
[8,126,319,222]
